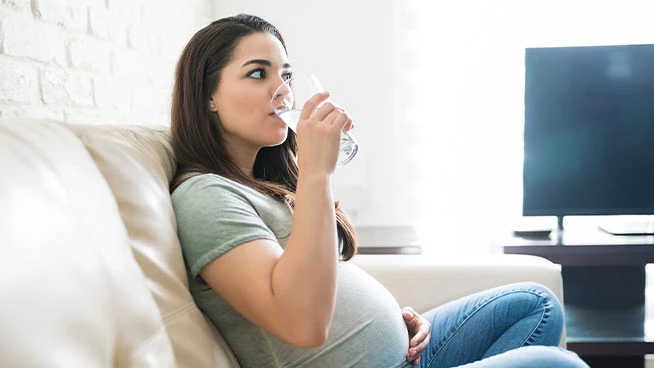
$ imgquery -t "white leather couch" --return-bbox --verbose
[0,118,565,367]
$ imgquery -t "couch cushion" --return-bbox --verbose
[65,123,239,368]
[0,118,176,366]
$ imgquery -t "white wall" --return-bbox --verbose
[216,0,654,233]
[215,1,411,227]
[401,0,654,245]
[0,0,411,227]
[0,0,213,125]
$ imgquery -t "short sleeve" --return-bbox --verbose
[171,175,278,279]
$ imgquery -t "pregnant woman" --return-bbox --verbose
[170,14,589,368]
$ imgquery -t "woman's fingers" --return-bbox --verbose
[402,306,415,318]
[407,332,429,365]
[402,305,430,364]
[295,96,352,174]
[321,106,351,132]
[312,101,351,124]
[311,101,338,122]
[302,96,352,133]
[300,91,331,121]
[411,329,430,350]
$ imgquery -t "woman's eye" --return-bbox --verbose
[283,73,293,81]
[248,69,265,79]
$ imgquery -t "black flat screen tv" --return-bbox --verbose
[523,43,654,217]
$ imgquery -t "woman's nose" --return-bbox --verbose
[272,81,291,100]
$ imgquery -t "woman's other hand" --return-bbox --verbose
[402,306,431,365]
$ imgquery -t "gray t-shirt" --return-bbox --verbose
[172,174,411,368]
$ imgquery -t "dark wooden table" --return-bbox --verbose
[502,227,654,367]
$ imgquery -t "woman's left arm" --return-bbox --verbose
[402,306,432,366]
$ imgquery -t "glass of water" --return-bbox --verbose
[271,74,358,167]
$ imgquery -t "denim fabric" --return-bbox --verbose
[418,282,589,368]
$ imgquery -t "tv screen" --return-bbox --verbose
[523,44,654,216]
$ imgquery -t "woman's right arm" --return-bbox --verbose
[199,92,353,348]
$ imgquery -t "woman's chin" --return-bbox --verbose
[264,132,288,147]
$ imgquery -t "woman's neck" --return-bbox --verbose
[224,140,258,179]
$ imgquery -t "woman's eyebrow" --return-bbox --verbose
[241,59,292,68]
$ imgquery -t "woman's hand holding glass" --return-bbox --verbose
[292,91,353,175]
[271,74,358,169]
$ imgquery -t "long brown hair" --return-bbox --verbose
[170,14,357,260]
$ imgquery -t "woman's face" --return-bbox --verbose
[210,32,292,153]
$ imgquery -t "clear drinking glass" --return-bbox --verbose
[271,74,358,167]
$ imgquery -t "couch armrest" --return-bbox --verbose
[352,253,566,347]
[351,254,563,314]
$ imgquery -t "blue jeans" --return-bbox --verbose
[418,282,589,368]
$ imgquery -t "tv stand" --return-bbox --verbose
[501,226,654,368]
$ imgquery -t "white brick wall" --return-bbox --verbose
[0,0,214,125]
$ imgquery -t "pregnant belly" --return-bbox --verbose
[278,262,411,368]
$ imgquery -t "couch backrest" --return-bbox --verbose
[64,122,240,367]
[0,119,176,366]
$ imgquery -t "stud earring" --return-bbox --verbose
[210,103,215,110]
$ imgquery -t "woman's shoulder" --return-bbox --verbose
[171,173,273,209]
[173,173,247,196]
